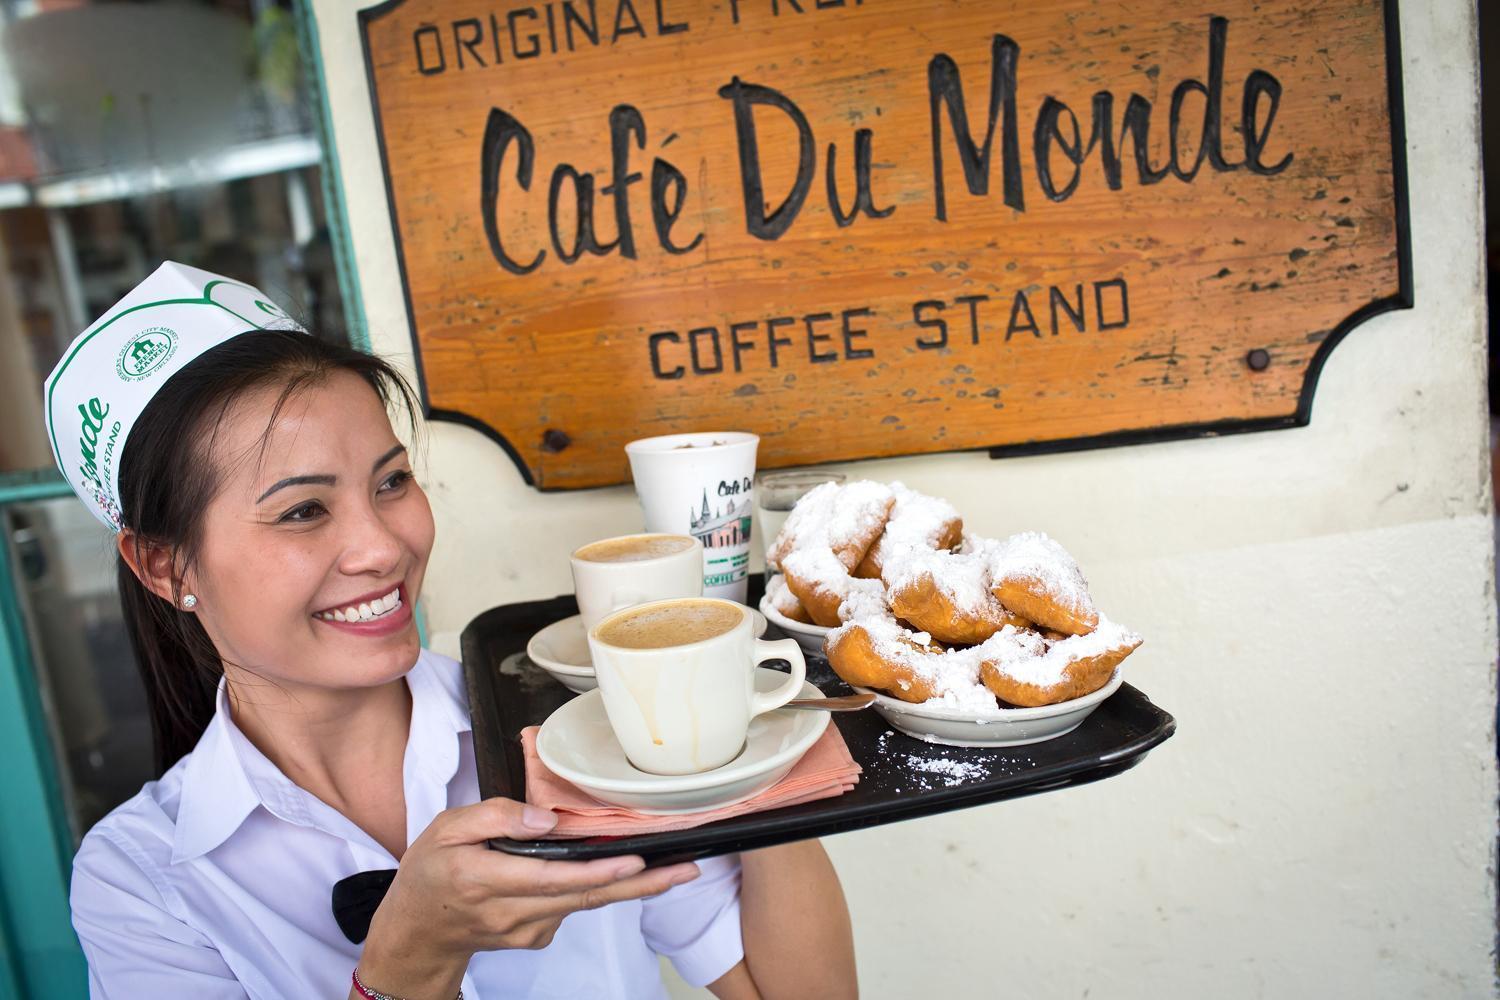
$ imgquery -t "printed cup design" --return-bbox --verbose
[688,489,753,583]
[625,432,759,603]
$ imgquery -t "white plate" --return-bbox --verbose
[855,671,1124,748]
[536,667,828,814]
[527,609,769,694]
[758,593,833,657]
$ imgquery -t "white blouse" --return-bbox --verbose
[69,650,744,999]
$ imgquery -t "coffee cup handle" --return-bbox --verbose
[749,638,807,716]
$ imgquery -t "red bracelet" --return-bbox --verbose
[352,967,463,1000]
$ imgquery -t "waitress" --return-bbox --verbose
[51,263,858,999]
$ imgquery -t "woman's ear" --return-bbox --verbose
[117,531,184,606]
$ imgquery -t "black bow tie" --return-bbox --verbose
[332,869,397,944]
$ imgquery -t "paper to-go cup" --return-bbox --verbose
[624,432,759,603]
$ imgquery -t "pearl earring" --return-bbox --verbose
[181,594,198,610]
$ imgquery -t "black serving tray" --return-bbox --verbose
[460,575,1175,866]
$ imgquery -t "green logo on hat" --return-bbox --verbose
[116,327,178,381]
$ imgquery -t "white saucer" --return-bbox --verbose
[526,615,599,693]
[527,608,770,694]
[856,671,1124,748]
[758,593,833,657]
[536,667,828,814]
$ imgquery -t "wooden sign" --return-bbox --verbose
[361,0,1409,488]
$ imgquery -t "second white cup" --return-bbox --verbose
[569,533,704,630]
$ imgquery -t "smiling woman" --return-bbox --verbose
[52,264,858,1000]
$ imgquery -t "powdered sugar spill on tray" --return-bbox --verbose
[871,729,1041,791]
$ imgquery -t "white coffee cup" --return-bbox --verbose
[623,431,759,603]
[569,533,703,630]
[588,597,807,775]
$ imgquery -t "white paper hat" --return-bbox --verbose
[43,261,306,530]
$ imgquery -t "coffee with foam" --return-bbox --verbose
[595,598,743,649]
[575,534,695,564]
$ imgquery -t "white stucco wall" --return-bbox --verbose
[309,1,1497,995]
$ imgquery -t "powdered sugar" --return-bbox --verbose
[832,608,1138,710]
[831,613,1041,712]
[917,677,1012,714]
[770,480,893,569]
[902,755,988,786]
[764,573,802,616]
[781,546,885,619]
[823,480,896,552]
[781,544,846,591]
[982,614,1141,687]
[882,539,1001,617]
[862,482,960,562]
[870,729,1038,790]
[835,579,892,622]
[989,531,1096,619]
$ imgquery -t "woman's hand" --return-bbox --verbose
[353,798,700,998]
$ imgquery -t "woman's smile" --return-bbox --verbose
[313,582,413,636]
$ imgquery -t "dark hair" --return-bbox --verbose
[116,329,419,775]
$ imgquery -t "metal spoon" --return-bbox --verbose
[780,692,876,712]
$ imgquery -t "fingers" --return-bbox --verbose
[497,854,702,903]
[462,851,700,910]
[528,854,649,894]
[432,797,558,845]
[459,859,701,951]
[563,863,702,913]
[426,799,703,915]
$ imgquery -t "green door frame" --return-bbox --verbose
[293,0,372,352]
[0,470,88,997]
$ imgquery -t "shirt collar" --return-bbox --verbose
[170,652,471,864]
[169,681,260,864]
[403,650,473,788]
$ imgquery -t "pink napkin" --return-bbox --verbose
[519,724,862,838]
